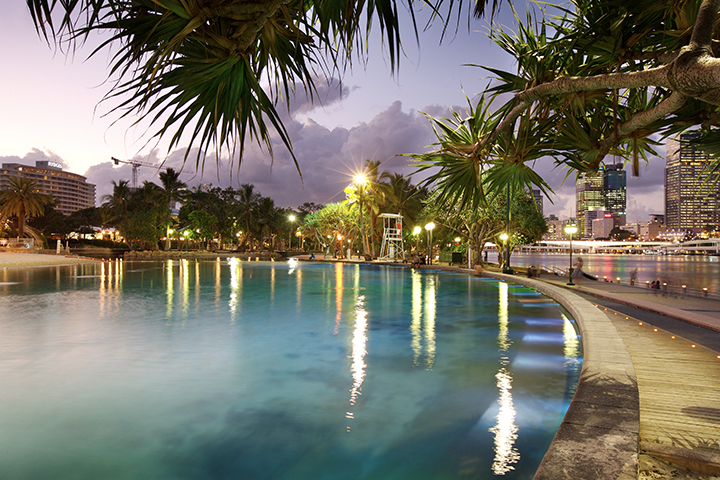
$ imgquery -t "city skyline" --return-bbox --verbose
[1,2,669,219]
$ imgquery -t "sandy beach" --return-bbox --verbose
[0,252,101,268]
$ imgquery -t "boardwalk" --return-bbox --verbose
[536,274,720,478]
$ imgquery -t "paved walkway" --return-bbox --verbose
[537,274,720,478]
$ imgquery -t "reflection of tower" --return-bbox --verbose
[379,213,404,261]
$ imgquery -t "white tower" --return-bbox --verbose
[379,213,404,261]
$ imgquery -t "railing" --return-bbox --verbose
[638,281,720,301]
[542,265,720,300]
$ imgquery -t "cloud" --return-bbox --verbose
[286,77,355,116]
[83,101,445,208]
[0,148,70,169]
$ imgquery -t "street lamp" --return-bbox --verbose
[565,223,578,285]
[288,214,296,250]
[425,222,435,265]
[354,174,369,257]
[413,226,422,253]
[499,233,513,274]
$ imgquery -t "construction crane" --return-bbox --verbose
[111,157,159,190]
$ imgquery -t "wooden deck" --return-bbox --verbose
[605,309,720,476]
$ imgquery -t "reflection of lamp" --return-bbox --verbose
[288,214,296,250]
[425,222,435,265]
[564,223,578,285]
[499,233,513,274]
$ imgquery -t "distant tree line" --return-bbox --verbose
[1,161,546,266]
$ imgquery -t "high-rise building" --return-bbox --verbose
[531,189,543,216]
[665,132,720,231]
[0,161,96,216]
[575,163,627,237]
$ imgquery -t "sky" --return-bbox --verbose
[0,1,667,221]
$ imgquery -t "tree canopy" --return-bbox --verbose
[0,176,54,238]
[28,0,496,174]
[415,0,720,208]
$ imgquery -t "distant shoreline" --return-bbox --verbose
[0,252,100,268]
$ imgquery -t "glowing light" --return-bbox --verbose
[410,270,423,365]
[353,173,368,186]
[349,295,368,406]
[489,280,520,474]
[228,257,241,321]
[489,368,520,474]
[288,258,298,274]
[424,276,436,369]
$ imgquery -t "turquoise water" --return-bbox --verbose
[0,260,582,479]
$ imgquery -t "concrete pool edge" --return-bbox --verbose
[487,272,639,480]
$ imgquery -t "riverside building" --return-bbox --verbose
[0,161,96,216]
[665,132,720,232]
[575,163,627,237]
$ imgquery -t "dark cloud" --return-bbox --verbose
[286,77,355,116]
[83,101,444,208]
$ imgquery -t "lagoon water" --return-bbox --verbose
[488,252,720,292]
[0,260,581,479]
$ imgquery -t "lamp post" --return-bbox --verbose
[565,223,578,285]
[424,222,435,265]
[288,214,296,250]
[413,226,422,253]
[354,174,369,257]
[500,233,513,274]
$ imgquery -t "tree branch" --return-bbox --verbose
[690,0,720,49]
[595,91,688,162]
[515,66,672,103]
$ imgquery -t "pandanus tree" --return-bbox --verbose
[415,0,720,209]
[0,176,53,239]
[27,0,498,175]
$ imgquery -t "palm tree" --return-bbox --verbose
[236,184,261,250]
[101,180,132,225]
[362,160,387,257]
[378,172,426,225]
[158,168,187,250]
[0,176,53,238]
[27,0,497,174]
[255,197,282,250]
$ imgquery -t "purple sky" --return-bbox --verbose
[1,2,666,221]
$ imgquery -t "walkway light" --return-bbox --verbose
[425,222,435,265]
[564,223,578,285]
[288,214,296,249]
[499,233,513,274]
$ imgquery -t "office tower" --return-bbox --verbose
[603,163,627,224]
[0,161,96,216]
[575,164,626,237]
[532,189,543,216]
[665,132,720,231]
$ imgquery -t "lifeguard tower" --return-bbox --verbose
[378,213,404,261]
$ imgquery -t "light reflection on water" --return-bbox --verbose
[490,281,520,475]
[490,252,720,291]
[0,262,582,480]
